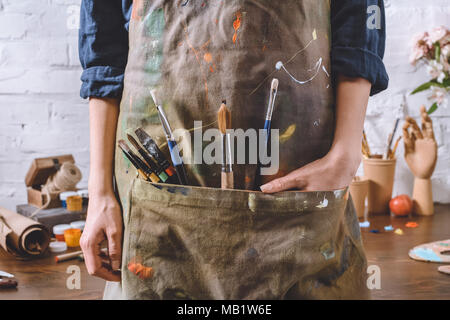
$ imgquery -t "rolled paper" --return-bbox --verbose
[0,206,50,258]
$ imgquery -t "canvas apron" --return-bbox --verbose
[105,0,369,300]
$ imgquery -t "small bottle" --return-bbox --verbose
[59,191,78,208]
[53,224,71,242]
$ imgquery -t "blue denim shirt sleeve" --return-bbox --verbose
[78,0,132,99]
[331,0,389,96]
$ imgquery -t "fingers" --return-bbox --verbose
[107,227,123,271]
[420,105,427,115]
[406,117,423,140]
[260,169,307,193]
[420,106,435,140]
[402,122,415,153]
[80,231,121,282]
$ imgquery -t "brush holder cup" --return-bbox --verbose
[363,158,397,216]
[349,177,369,219]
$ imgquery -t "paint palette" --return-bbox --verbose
[438,266,450,275]
[409,240,450,263]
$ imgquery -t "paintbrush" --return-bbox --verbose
[383,118,400,160]
[150,90,188,185]
[363,130,371,158]
[264,78,279,143]
[118,140,160,183]
[127,134,169,183]
[390,136,402,159]
[253,79,280,190]
[218,100,233,189]
[135,128,178,184]
[361,141,370,159]
[118,140,150,181]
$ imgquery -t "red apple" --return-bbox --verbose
[390,195,413,216]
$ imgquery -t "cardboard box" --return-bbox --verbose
[25,155,75,209]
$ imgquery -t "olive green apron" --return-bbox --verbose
[106,0,369,300]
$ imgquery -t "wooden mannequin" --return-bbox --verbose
[402,106,438,215]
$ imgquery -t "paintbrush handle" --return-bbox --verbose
[167,140,182,166]
[264,120,271,143]
[221,172,234,189]
[55,250,83,263]
[168,140,187,185]
[175,164,188,185]
[221,134,227,172]
[139,149,169,182]
[383,133,393,160]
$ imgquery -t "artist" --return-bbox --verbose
[79,0,388,299]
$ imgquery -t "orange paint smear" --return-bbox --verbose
[201,39,211,50]
[203,52,213,63]
[131,0,144,20]
[232,11,242,44]
[203,52,216,72]
[128,261,154,280]
[183,25,209,102]
[405,222,419,228]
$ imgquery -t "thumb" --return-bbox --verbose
[260,171,307,193]
[107,228,122,271]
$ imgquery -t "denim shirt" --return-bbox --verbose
[79,0,389,99]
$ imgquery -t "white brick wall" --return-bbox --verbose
[0,0,87,210]
[0,0,449,211]
[362,0,450,204]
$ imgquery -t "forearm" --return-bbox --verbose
[329,75,371,172]
[88,97,120,196]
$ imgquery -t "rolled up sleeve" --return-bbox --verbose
[79,0,130,99]
[331,0,389,96]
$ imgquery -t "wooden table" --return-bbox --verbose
[0,247,105,300]
[0,205,449,300]
[362,204,450,300]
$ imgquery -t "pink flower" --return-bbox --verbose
[409,46,427,65]
[443,44,450,57]
[428,86,449,107]
[442,45,450,72]
[429,26,448,44]
[440,32,450,47]
[426,60,446,83]
[411,32,429,44]
[410,32,431,65]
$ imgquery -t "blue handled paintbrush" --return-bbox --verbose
[150,90,188,185]
[264,79,279,144]
[254,79,279,190]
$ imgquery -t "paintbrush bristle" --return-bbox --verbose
[135,127,148,143]
[118,140,131,153]
[271,78,279,91]
[218,101,231,134]
[150,89,159,106]
[127,134,141,151]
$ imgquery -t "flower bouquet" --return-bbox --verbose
[410,26,449,114]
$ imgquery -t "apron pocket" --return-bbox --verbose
[122,178,367,300]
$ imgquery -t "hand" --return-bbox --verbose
[260,152,360,193]
[80,192,123,282]
[259,76,370,194]
[403,106,438,179]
